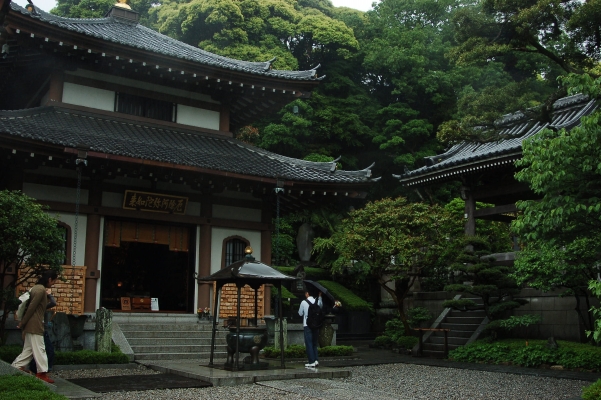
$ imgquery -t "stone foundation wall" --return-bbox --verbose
[408,289,593,342]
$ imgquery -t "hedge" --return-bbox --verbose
[262,344,354,358]
[0,344,129,365]
[317,281,372,311]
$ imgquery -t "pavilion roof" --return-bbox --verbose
[7,3,323,83]
[0,105,378,186]
[396,94,598,187]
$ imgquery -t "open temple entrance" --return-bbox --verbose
[100,220,195,312]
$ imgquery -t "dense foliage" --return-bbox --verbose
[444,236,527,332]
[582,379,601,400]
[262,344,353,358]
[449,339,601,371]
[512,74,601,337]
[0,375,67,400]
[314,197,455,332]
[0,344,130,364]
[0,190,65,343]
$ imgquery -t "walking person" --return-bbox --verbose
[12,270,58,383]
[29,288,57,374]
[298,290,322,368]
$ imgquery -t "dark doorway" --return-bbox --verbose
[101,241,194,312]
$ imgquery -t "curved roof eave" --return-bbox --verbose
[8,3,325,84]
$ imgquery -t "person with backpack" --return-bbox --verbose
[298,290,323,368]
[12,270,58,384]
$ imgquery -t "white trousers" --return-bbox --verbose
[12,333,48,373]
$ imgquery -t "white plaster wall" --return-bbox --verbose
[23,183,89,205]
[62,82,114,111]
[210,227,261,274]
[56,213,88,267]
[68,69,220,104]
[212,205,261,222]
[176,105,220,130]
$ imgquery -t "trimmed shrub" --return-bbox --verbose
[583,379,601,400]
[317,281,372,311]
[1,344,129,365]
[449,339,601,371]
[396,336,418,349]
[262,344,353,358]
[0,345,22,363]
[274,267,331,281]
[0,375,67,400]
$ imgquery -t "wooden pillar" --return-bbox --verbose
[462,185,476,236]
[84,179,102,312]
[219,105,230,132]
[45,69,64,105]
[197,195,212,309]
[261,203,273,315]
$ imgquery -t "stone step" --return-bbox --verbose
[445,316,485,324]
[448,310,486,317]
[134,351,228,361]
[128,337,227,346]
[119,323,215,332]
[131,344,225,353]
[440,323,480,332]
[431,328,476,339]
[428,336,469,346]
[121,330,219,339]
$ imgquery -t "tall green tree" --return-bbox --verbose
[438,0,601,145]
[313,197,455,333]
[511,73,601,336]
[360,0,464,169]
[444,236,526,330]
[0,191,65,342]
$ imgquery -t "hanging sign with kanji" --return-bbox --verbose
[123,190,188,214]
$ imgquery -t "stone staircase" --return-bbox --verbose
[414,296,488,359]
[114,314,228,361]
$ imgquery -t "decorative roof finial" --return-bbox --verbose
[114,0,131,9]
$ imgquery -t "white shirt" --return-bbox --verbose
[298,296,323,327]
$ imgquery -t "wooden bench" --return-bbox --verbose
[413,328,451,358]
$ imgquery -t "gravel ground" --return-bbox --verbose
[53,363,589,400]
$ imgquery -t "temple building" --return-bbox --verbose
[396,94,597,249]
[0,1,377,318]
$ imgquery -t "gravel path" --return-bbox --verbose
[53,363,589,400]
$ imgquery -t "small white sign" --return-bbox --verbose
[151,298,159,311]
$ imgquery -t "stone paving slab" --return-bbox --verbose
[258,378,399,400]
[66,373,211,393]
[54,377,101,399]
[142,359,352,386]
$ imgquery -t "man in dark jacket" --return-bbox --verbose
[12,270,58,383]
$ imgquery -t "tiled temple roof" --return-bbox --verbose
[396,94,598,187]
[9,3,323,82]
[0,106,377,184]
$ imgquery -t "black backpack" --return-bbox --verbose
[305,298,325,329]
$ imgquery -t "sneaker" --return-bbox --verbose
[314,361,319,366]
[35,372,55,384]
[305,362,316,368]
